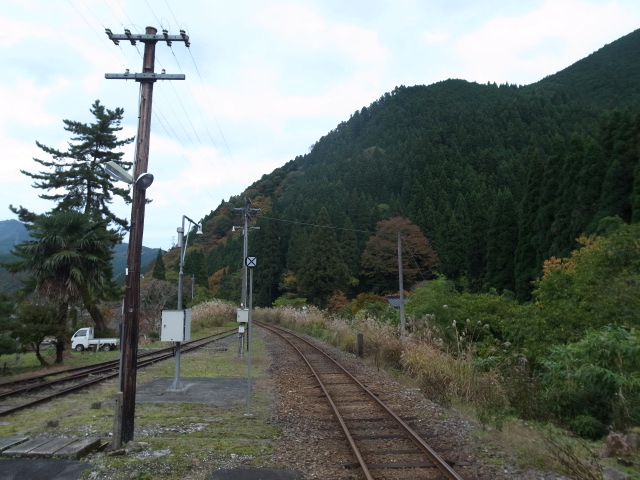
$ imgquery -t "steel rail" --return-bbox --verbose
[0,332,224,389]
[263,324,374,479]
[258,321,464,480]
[0,330,236,417]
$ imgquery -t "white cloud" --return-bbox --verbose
[423,31,450,44]
[0,13,55,47]
[0,79,65,128]
[451,0,640,84]
[190,65,381,134]
[255,2,389,64]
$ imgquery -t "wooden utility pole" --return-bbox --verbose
[105,26,188,444]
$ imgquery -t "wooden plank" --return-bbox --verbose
[4,437,52,455]
[29,437,78,456]
[54,437,101,459]
[0,436,29,452]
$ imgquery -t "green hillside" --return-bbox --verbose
[533,28,640,109]
[178,29,640,306]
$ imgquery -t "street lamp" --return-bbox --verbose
[105,161,154,190]
[171,215,203,390]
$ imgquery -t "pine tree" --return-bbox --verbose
[440,212,467,282]
[484,188,518,293]
[515,152,546,300]
[152,250,166,280]
[632,160,640,223]
[184,245,208,288]
[297,208,350,307]
[340,217,360,277]
[252,215,284,307]
[11,100,134,232]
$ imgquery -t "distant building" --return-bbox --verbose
[385,295,409,309]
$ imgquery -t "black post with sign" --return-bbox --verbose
[246,256,256,414]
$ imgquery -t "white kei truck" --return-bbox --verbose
[71,327,120,352]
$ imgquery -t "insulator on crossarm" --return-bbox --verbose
[180,29,190,47]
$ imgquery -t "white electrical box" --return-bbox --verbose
[237,308,249,323]
[161,309,192,341]
[238,325,246,334]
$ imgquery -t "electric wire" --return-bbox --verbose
[257,213,429,283]
[69,0,241,242]
[115,0,141,31]
[400,235,429,282]
[164,0,181,29]
[147,2,237,201]
[144,0,163,27]
[98,2,227,204]
[119,0,233,198]
[153,1,233,170]
[256,215,372,234]
[67,0,128,69]
[186,47,234,161]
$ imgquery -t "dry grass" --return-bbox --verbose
[190,300,236,331]
[353,315,403,370]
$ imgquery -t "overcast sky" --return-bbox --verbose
[2,0,639,250]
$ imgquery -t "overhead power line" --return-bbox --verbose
[257,215,372,234]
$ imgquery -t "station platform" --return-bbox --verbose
[0,458,90,480]
[136,377,251,405]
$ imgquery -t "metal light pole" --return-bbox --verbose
[171,215,203,390]
[398,232,406,338]
[246,265,254,414]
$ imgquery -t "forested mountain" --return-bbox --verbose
[0,220,29,252]
[183,28,640,307]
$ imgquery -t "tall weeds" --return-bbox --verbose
[191,300,236,331]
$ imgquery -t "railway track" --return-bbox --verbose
[259,321,466,480]
[0,329,237,417]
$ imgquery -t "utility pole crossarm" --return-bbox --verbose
[105,73,185,82]
[105,29,190,46]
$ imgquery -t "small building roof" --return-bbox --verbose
[385,295,410,308]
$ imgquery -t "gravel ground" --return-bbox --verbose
[262,328,574,480]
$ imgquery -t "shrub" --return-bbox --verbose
[273,296,307,308]
[540,325,640,438]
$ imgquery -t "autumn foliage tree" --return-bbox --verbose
[361,217,439,294]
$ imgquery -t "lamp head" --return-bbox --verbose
[104,161,154,191]
[196,225,203,235]
[135,173,154,190]
[177,226,184,247]
[104,161,133,184]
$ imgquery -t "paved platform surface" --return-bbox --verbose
[205,468,303,480]
[136,377,252,405]
[0,458,90,480]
